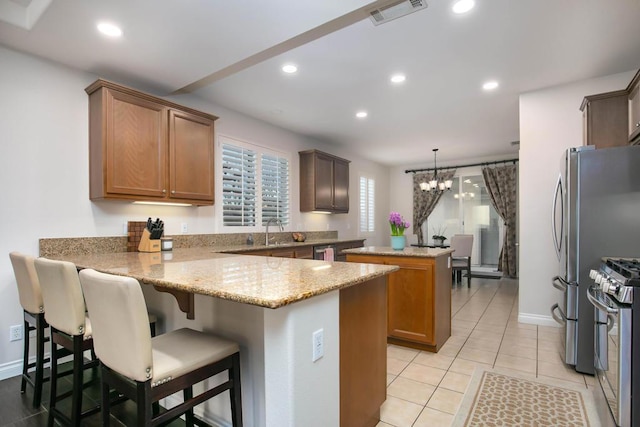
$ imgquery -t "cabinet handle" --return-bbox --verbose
[171,190,175,194]
[162,189,166,193]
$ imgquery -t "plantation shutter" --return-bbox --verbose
[261,153,289,225]
[222,143,257,226]
[359,176,375,232]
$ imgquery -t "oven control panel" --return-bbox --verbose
[590,269,633,304]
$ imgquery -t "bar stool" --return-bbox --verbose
[79,268,243,427]
[9,252,49,408]
[34,257,100,427]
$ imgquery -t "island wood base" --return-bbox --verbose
[340,276,387,427]
[346,252,451,353]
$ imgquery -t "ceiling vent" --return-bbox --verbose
[369,0,427,26]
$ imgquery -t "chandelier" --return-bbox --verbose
[419,148,453,193]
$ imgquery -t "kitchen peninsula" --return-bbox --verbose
[344,246,454,352]
[43,246,397,427]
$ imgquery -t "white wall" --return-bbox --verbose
[0,45,390,372]
[518,70,635,325]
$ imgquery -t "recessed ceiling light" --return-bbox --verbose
[97,22,122,38]
[483,80,499,90]
[282,64,298,74]
[390,74,406,84]
[356,111,368,118]
[452,0,475,14]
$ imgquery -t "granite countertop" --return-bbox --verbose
[343,246,455,257]
[50,248,397,309]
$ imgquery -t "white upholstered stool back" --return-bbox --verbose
[10,252,44,315]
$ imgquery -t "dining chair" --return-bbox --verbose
[78,268,243,427]
[9,252,50,408]
[34,257,100,427]
[450,234,474,287]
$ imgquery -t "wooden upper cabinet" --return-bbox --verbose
[169,110,215,201]
[86,79,217,206]
[627,70,640,144]
[299,150,350,213]
[580,90,628,149]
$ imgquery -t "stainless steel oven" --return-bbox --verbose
[587,259,640,427]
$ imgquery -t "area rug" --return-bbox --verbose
[452,368,598,427]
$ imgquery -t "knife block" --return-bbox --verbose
[138,229,161,253]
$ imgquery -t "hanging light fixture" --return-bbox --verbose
[419,148,453,193]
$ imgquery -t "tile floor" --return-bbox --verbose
[377,276,596,427]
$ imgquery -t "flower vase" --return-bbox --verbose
[391,235,405,250]
[434,238,445,247]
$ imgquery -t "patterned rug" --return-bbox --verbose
[453,369,598,427]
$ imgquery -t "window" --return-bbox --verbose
[359,176,375,233]
[221,137,289,227]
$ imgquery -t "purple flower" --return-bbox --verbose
[389,212,409,236]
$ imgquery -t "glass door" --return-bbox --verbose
[423,169,503,270]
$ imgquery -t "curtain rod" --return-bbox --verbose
[404,158,519,174]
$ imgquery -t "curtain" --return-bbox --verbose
[412,170,456,245]
[482,164,517,278]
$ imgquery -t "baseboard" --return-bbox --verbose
[517,313,560,328]
[0,359,23,381]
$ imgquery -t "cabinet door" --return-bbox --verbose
[333,158,349,212]
[106,89,167,197]
[314,154,334,210]
[629,83,640,142]
[169,110,215,202]
[387,262,434,344]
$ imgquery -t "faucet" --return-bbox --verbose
[265,218,284,246]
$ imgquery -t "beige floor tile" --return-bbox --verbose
[451,326,472,337]
[501,335,537,349]
[451,319,477,330]
[469,329,503,342]
[537,337,561,352]
[379,395,423,427]
[387,376,436,405]
[439,371,472,393]
[449,358,491,376]
[498,343,537,360]
[399,363,447,386]
[494,353,537,374]
[437,342,462,357]
[463,337,501,352]
[413,352,454,370]
[388,357,411,375]
[505,321,537,331]
[503,328,537,339]
[537,346,564,363]
[458,347,497,365]
[444,335,468,346]
[538,360,586,384]
[413,407,455,427]
[387,344,419,362]
[473,322,506,333]
[376,422,394,427]
[426,387,464,415]
[387,374,396,386]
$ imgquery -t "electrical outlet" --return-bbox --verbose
[9,325,23,342]
[312,329,324,362]
[181,223,188,234]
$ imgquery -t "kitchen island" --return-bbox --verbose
[344,246,454,352]
[47,248,397,427]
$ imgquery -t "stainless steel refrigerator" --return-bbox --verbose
[551,145,640,374]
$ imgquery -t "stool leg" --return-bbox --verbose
[101,366,111,427]
[48,331,58,427]
[150,321,156,338]
[33,313,45,408]
[137,381,152,427]
[230,353,243,427]
[184,387,194,427]
[71,335,84,426]
[21,316,29,395]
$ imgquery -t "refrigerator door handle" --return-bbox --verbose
[552,275,569,291]
[551,173,564,261]
[550,303,566,325]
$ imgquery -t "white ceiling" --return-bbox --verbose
[2,0,640,166]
